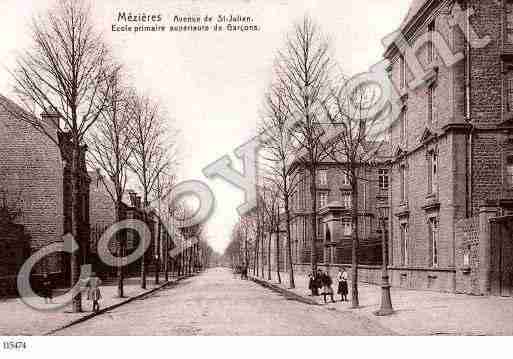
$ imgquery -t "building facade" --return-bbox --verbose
[385,0,513,292]
[288,160,389,270]
[0,95,92,291]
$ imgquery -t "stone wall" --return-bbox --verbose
[455,216,480,294]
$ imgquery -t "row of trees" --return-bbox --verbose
[1,0,193,312]
[226,16,385,308]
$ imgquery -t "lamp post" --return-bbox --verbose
[374,203,394,316]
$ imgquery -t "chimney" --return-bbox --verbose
[41,107,60,143]
[128,189,138,207]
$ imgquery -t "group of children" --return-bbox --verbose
[40,272,103,312]
[308,267,349,303]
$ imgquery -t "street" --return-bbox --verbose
[54,268,393,335]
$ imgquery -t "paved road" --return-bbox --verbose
[55,268,392,335]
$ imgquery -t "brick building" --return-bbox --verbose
[0,95,90,289]
[88,174,157,277]
[0,95,64,280]
[385,0,513,292]
[287,154,390,271]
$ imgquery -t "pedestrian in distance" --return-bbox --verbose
[41,273,53,304]
[337,267,349,302]
[321,270,335,304]
[313,269,323,296]
[308,272,316,296]
[86,272,102,313]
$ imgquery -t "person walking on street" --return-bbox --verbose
[337,267,349,302]
[308,272,316,296]
[313,269,322,296]
[86,272,102,313]
[321,270,335,304]
[41,273,53,304]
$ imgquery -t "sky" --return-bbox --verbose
[0,0,411,254]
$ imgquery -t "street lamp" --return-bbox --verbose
[374,203,394,316]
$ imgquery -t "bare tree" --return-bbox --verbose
[87,69,133,298]
[323,82,386,308]
[274,15,333,273]
[5,0,116,312]
[128,94,174,289]
[155,173,176,283]
[259,85,304,288]
[258,184,280,282]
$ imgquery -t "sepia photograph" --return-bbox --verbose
[0,0,511,356]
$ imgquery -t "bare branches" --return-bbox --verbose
[9,0,115,145]
[87,68,134,206]
[128,92,178,208]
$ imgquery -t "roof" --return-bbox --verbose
[400,0,429,31]
[0,94,35,120]
[384,0,432,55]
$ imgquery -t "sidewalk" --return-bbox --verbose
[251,271,513,335]
[0,276,183,336]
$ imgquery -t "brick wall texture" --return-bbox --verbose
[0,96,64,275]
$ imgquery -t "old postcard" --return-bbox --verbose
[0,0,510,356]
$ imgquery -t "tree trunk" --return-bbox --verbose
[284,207,295,289]
[164,232,169,282]
[267,232,272,280]
[260,228,265,278]
[155,221,161,285]
[70,142,82,313]
[140,209,147,289]
[255,231,259,277]
[276,212,281,284]
[351,170,360,308]
[116,201,124,298]
[309,166,318,273]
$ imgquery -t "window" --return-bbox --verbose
[428,151,438,194]
[343,221,353,236]
[463,246,471,267]
[400,223,409,266]
[362,182,367,211]
[318,192,328,208]
[400,165,407,203]
[428,21,435,63]
[428,84,436,126]
[429,217,439,267]
[343,193,352,209]
[379,169,389,191]
[318,170,328,186]
[400,55,406,89]
[341,172,350,186]
[507,156,513,187]
[317,218,324,239]
[507,0,513,43]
